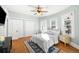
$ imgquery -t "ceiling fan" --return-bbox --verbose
[30,5,48,16]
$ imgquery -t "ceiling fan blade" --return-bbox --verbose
[41,11,48,12]
[28,5,48,9]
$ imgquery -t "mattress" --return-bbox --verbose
[32,33,55,52]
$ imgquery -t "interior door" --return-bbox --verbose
[24,20,35,36]
[8,19,24,40]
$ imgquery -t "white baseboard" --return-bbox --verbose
[69,42,79,50]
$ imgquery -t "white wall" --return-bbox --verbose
[74,6,79,45]
[39,13,61,33]
[7,11,40,38]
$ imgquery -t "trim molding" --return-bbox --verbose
[69,42,79,50]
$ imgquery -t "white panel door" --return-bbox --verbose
[8,19,24,40]
[24,20,35,36]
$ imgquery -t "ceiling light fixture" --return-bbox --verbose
[30,5,48,16]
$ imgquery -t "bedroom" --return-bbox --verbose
[0,5,79,53]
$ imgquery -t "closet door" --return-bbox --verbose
[24,20,35,36]
[8,19,24,40]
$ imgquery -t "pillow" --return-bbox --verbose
[0,35,5,41]
[41,33,50,41]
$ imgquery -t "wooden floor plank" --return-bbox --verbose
[11,36,79,53]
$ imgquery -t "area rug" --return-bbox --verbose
[25,41,59,53]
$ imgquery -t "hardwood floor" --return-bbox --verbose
[11,36,79,53]
[11,36,32,53]
[55,41,79,53]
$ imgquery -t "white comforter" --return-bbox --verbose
[32,33,59,52]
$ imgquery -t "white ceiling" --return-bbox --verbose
[3,5,70,17]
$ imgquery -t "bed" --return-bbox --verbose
[32,31,59,53]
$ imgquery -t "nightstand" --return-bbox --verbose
[59,34,71,46]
